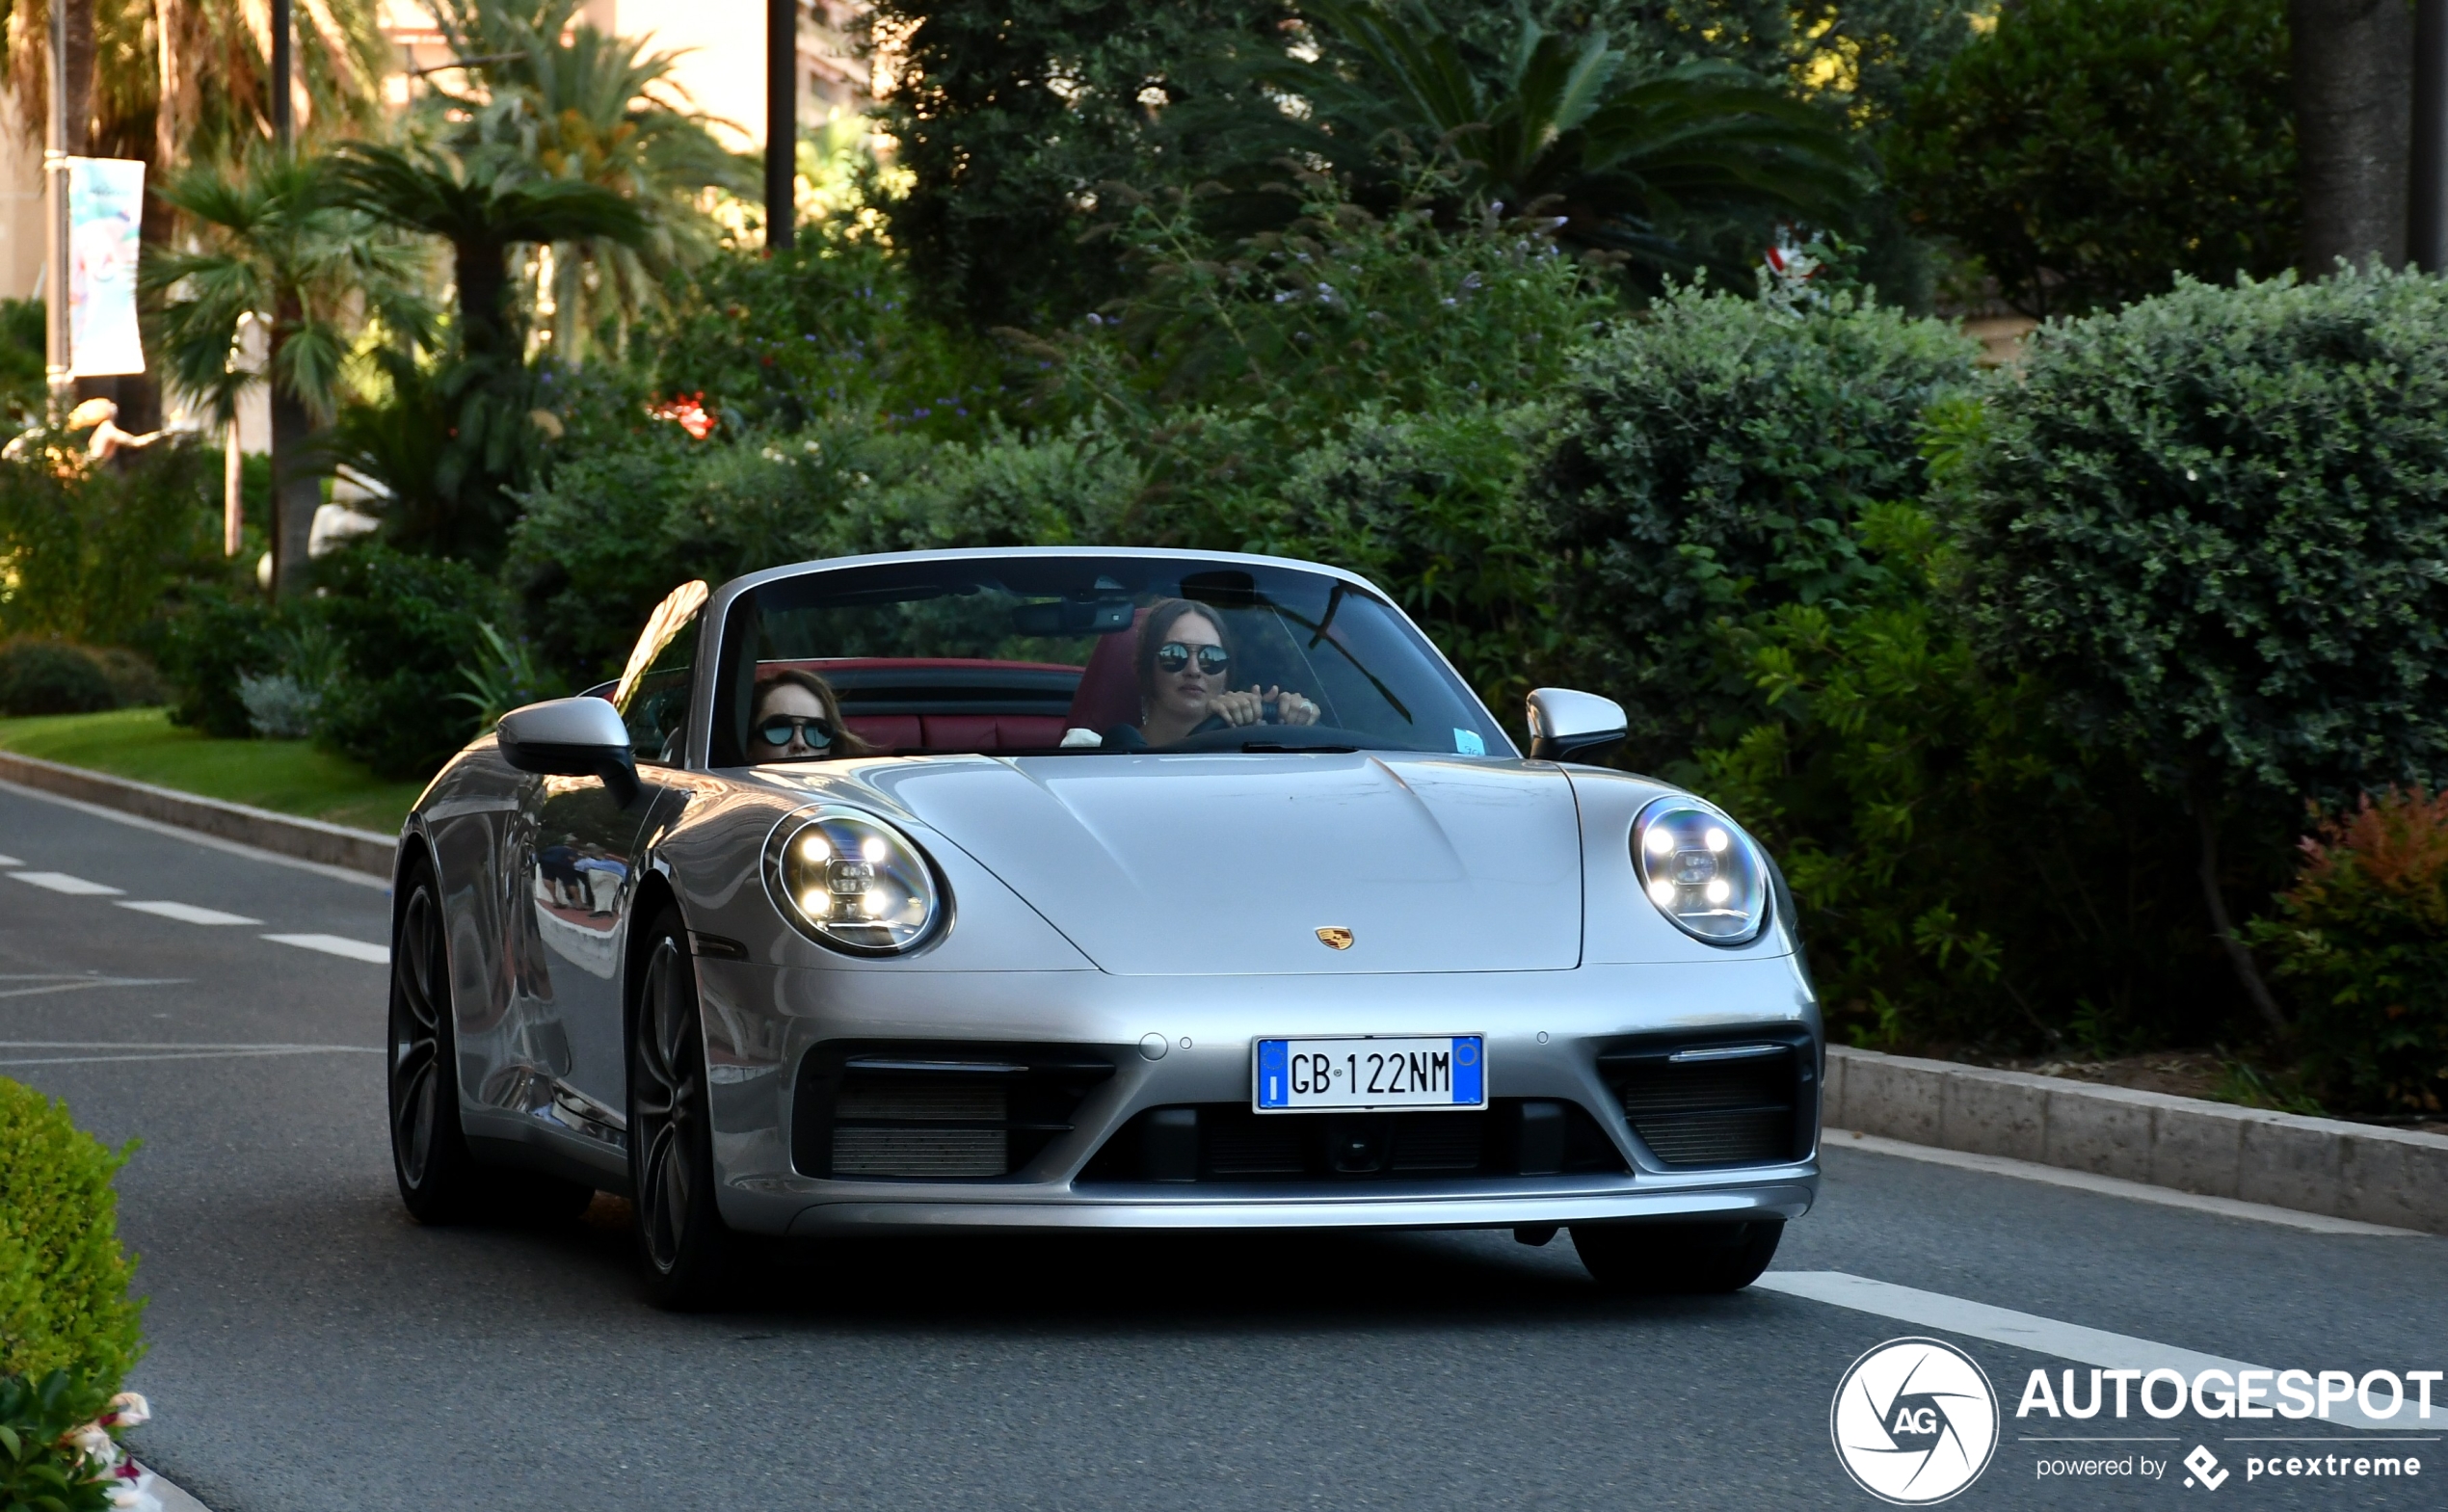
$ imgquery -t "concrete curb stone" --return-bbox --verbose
[1826,1045,2448,1236]
[0,749,396,879]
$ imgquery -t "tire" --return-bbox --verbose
[1571,1219,1784,1295]
[627,911,739,1309]
[388,864,488,1224]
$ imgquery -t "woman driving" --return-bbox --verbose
[747,669,873,761]
[1131,598,1319,746]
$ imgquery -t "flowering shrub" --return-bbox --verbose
[0,1374,156,1512]
[2248,788,2448,1114]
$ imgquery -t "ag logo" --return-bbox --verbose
[1830,1337,2000,1504]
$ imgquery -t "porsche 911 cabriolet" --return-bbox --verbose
[386,547,1822,1307]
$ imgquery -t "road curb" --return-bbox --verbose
[1825,1046,2448,1237]
[0,750,396,879]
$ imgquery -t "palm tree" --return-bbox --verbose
[326,140,647,361]
[1243,1,1860,274]
[416,0,752,362]
[144,146,433,598]
[321,140,645,562]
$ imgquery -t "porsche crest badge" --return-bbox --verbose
[1315,926,1355,950]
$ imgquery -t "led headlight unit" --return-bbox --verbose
[1632,796,1769,944]
[763,806,946,955]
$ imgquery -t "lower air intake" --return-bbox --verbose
[1600,1040,1811,1169]
[792,1043,1116,1180]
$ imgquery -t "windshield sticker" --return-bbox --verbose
[1454,729,1485,756]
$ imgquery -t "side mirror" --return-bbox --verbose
[1525,688,1627,764]
[497,698,642,808]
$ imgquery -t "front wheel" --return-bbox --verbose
[1571,1219,1784,1295]
[388,866,485,1223]
[628,912,739,1309]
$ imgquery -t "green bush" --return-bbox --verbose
[154,588,279,738]
[310,548,505,780]
[1886,0,2296,315]
[2248,788,2448,1114]
[1952,268,2448,1031]
[1539,280,1978,769]
[0,442,223,644]
[0,1079,142,1386]
[0,641,117,716]
[1955,274,2448,790]
[1698,496,2236,1050]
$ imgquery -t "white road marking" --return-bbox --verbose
[0,777,389,889]
[1757,1271,2429,1432]
[1824,1128,2420,1237]
[117,900,265,926]
[0,1045,380,1067]
[11,870,124,895]
[0,974,181,999]
[261,933,389,965]
[0,853,19,864]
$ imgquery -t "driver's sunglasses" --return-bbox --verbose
[756,715,837,749]
[1155,642,1231,677]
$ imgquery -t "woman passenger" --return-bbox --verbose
[746,669,874,761]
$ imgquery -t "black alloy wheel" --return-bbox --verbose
[389,867,484,1222]
[1571,1218,1785,1295]
[628,911,739,1308]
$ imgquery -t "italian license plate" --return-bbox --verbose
[1253,1036,1485,1112]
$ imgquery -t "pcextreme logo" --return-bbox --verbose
[1830,1338,2002,1504]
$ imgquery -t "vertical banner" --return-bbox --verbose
[67,157,146,378]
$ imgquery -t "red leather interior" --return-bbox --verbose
[842,714,1069,752]
[1064,609,1150,735]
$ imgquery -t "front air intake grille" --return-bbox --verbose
[792,1042,1116,1180]
[1598,1037,1814,1169]
[1077,1100,1627,1184]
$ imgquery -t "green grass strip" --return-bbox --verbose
[0,707,421,835]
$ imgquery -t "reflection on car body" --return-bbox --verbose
[385,548,1823,1308]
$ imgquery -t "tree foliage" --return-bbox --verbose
[1885,0,2297,315]
[1245,1,1861,276]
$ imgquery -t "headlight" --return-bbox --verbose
[763,807,946,955]
[1632,796,1769,944]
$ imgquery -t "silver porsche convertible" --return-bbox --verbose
[386,547,1822,1307]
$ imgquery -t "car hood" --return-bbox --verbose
[861,753,1583,975]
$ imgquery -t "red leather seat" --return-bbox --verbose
[1065,609,1149,736]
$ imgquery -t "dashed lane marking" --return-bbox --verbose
[117,900,265,926]
[10,870,123,895]
[0,974,182,1000]
[1756,1271,2428,1432]
[0,1040,381,1067]
[261,933,389,965]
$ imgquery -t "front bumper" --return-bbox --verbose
[694,954,1823,1237]
[778,1171,1816,1236]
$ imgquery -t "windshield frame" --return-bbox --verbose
[682,547,1515,769]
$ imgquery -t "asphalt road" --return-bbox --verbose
[3,779,2444,1511]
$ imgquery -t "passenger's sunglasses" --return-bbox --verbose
[755,715,837,749]
[1155,642,1231,677]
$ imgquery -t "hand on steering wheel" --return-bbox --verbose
[1211,685,1318,728]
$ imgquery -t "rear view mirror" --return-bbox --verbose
[498,698,643,807]
[1011,598,1136,636]
[1525,688,1628,764]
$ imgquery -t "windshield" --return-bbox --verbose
[708,555,1511,764]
